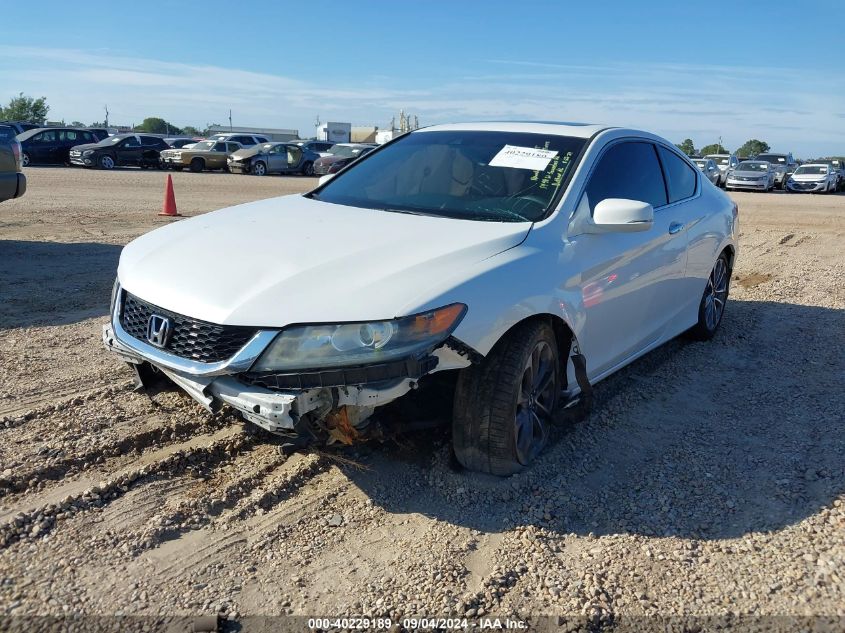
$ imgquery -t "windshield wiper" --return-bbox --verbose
[470,209,532,222]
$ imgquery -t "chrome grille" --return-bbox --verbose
[120,292,256,363]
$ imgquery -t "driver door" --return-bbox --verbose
[118,136,142,165]
[565,140,689,377]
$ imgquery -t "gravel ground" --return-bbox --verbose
[0,167,843,631]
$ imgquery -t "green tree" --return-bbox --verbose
[136,117,182,135]
[181,125,202,137]
[0,93,50,124]
[700,143,728,156]
[675,138,696,156]
[736,139,770,158]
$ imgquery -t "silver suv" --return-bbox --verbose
[704,153,739,187]
[754,152,797,190]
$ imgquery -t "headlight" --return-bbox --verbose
[251,303,467,372]
[82,150,94,157]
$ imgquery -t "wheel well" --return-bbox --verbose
[191,156,205,165]
[494,314,575,388]
[721,245,736,273]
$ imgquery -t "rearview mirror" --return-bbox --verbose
[586,198,654,234]
[318,174,334,186]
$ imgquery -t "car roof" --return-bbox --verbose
[418,121,609,139]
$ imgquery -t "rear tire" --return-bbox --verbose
[452,321,560,476]
[687,253,730,341]
[189,157,204,173]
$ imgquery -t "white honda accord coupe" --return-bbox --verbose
[103,122,738,475]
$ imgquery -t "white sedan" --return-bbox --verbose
[103,122,738,475]
[785,163,839,193]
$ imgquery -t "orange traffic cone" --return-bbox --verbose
[159,174,181,217]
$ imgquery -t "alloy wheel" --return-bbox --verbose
[253,162,266,176]
[22,153,30,167]
[101,155,114,169]
[704,257,728,331]
[514,340,556,465]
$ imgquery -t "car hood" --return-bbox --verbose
[230,146,268,160]
[730,170,768,177]
[791,173,827,181]
[315,155,347,166]
[71,143,103,152]
[118,195,531,327]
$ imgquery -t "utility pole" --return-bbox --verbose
[228,109,233,131]
[104,104,109,129]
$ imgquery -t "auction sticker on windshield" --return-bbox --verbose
[489,145,559,171]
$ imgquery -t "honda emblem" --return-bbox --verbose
[146,314,171,348]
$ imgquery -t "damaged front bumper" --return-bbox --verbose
[102,303,471,437]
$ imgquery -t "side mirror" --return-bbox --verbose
[586,198,654,234]
[318,174,334,186]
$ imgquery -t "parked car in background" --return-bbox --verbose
[785,163,839,193]
[69,134,170,169]
[160,140,242,172]
[289,140,335,156]
[754,152,796,189]
[692,158,722,185]
[725,160,775,191]
[0,124,26,202]
[207,133,269,147]
[164,137,201,149]
[103,121,737,475]
[228,142,320,176]
[703,153,739,187]
[806,159,844,190]
[313,143,377,175]
[16,127,103,166]
[0,121,40,135]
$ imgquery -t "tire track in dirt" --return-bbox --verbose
[0,424,255,550]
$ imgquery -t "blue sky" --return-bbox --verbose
[1,0,843,156]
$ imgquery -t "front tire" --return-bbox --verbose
[99,155,115,170]
[21,153,30,167]
[452,321,560,476]
[189,157,204,173]
[301,161,314,176]
[252,160,267,176]
[687,253,730,341]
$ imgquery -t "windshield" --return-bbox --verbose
[737,161,768,172]
[191,141,215,151]
[327,145,360,158]
[794,165,827,175]
[705,155,730,166]
[693,160,707,169]
[755,154,786,164]
[313,130,586,222]
[100,136,126,146]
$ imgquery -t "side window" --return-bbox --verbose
[584,141,667,213]
[82,132,94,143]
[226,143,240,152]
[122,137,140,148]
[213,142,228,152]
[657,146,697,203]
[37,130,57,143]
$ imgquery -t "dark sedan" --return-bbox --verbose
[17,127,106,166]
[69,134,170,169]
[312,143,376,175]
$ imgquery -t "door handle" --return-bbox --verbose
[668,222,685,235]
